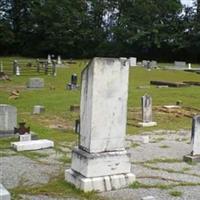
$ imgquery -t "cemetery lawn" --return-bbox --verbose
[0,57,200,199]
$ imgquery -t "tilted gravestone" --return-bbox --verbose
[138,95,157,127]
[184,115,200,163]
[27,78,44,88]
[65,57,135,192]
[0,104,17,136]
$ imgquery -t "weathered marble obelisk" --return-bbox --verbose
[65,57,135,192]
[138,95,157,127]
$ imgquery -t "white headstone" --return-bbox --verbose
[16,66,20,76]
[188,63,191,69]
[0,184,11,200]
[57,56,62,64]
[65,57,135,192]
[33,105,45,114]
[191,115,200,155]
[47,54,51,64]
[0,104,17,135]
[129,57,137,67]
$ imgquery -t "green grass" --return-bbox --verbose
[1,57,200,198]
[11,175,104,200]
[169,190,183,197]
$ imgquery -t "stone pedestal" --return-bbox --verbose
[0,104,17,136]
[0,184,10,200]
[184,115,200,163]
[138,122,157,127]
[19,134,31,142]
[65,58,135,192]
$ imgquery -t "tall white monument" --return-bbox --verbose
[65,57,135,192]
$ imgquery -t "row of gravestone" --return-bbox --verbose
[0,57,199,196]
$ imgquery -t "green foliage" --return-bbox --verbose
[0,0,199,61]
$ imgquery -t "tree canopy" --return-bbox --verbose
[0,0,199,61]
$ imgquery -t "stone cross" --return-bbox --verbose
[191,115,200,156]
[139,95,157,127]
[0,104,17,136]
[65,57,135,192]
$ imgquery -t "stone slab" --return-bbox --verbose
[27,78,44,88]
[11,139,54,151]
[71,147,131,177]
[138,122,157,127]
[141,196,155,200]
[183,154,200,163]
[0,184,11,200]
[65,169,135,192]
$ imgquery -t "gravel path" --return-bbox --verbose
[2,129,200,199]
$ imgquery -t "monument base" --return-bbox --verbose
[183,154,200,163]
[11,139,54,151]
[0,184,11,200]
[138,122,157,127]
[65,169,135,192]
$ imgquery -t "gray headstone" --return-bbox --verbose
[27,78,44,88]
[0,184,11,200]
[149,60,157,68]
[141,95,152,123]
[174,61,186,68]
[0,104,17,135]
[33,105,45,114]
[191,115,200,156]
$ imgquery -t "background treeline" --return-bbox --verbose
[0,0,199,61]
